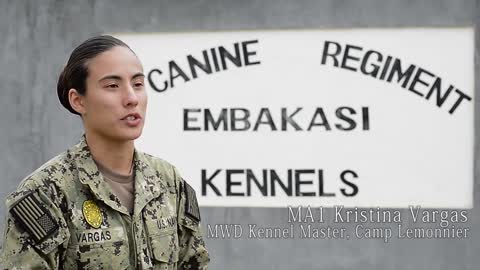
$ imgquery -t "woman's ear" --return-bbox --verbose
[68,88,86,115]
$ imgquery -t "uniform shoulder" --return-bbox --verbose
[3,151,72,257]
[6,151,72,207]
[135,150,181,187]
[136,151,175,171]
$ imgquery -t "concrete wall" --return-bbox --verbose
[0,0,477,269]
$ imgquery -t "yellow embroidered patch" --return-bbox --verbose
[82,200,102,229]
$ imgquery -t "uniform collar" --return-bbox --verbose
[69,135,164,216]
[132,148,165,217]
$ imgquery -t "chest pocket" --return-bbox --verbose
[63,228,130,269]
[149,231,179,268]
[143,198,180,268]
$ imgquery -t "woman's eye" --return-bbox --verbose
[134,82,144,87]
[106,84,118,88]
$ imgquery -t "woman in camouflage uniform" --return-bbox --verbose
[0,35,209,269]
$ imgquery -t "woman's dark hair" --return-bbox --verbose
[57,35,133,115]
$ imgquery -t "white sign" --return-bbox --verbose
[118,28,474,208]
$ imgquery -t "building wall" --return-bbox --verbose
[0,0,477,269]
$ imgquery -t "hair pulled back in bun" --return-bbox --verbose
[57,35,132,115]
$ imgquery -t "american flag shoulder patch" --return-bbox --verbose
[184,181,201,223]
[10,192,59,244]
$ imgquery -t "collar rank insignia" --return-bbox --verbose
[10,192,59,244]
[184,180,201,223]
[82,200,102,229]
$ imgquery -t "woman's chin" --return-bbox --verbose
[122,130,143,141]
[107,128,143,142]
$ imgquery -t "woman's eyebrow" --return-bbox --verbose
[99,73,145,82]
[131,73,145,80]
[99,74,122,82]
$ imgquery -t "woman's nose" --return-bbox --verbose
[124,86,139,107]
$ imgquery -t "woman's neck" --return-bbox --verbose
[85,132,135,175]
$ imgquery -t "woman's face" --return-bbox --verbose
[80,46,147,142]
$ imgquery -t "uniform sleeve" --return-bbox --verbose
[173,167,210,270]
[0,187,70,270]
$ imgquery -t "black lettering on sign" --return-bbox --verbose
[202,169,222,196]
[147,69,167,92]
[201,168,359,198]
[231,108,251,131]
[227,170,245,196]
[308,108,331,131]
[318,170,335,197]
[184,108,201,131]
[185,107,370,132]
[188,51,212,79]
[321,41,472,115]
[147,40,261,92]
[169,61,190,88]
[335,107,356,131]
[361,50,383,78]
[341,44,363,72]
[295,170,316,197]
[282,108,302,131]
[321,41,342,66]
[340,170,359,196]
[205,109,228,131]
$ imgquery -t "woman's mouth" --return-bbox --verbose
[121,113,142,127]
